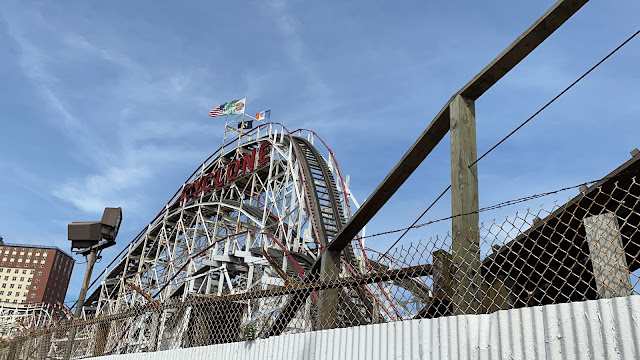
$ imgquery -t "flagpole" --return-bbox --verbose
[238,103,246,149]
[222,115,229,154]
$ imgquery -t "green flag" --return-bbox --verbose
[222,98,246,115]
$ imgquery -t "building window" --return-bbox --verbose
[33,286,38,290]
[0,291,3,295]
[7,292,11,296]
[9,262,13,266]
[30,293,35,298]
[1,284,5,288]
[11,277,16,281]
[17,285,22,289]
[20,277,24,281]
[0,269,3,273]
[35,279,40,283]
[21,270,26,274]
[37,271,42,276]
[28,278,32,282]
[15,292,19,297]
[30,270,34,274]
[9,284,14,288]
[40,264,44,268]
[3,276,7,281]
[26,285,29,290]
[14,269,18,274]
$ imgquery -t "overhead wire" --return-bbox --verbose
[378,185,450,259]
[378,27,640,258]
[471,27,640,167]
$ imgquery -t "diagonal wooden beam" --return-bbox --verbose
[328,0,589,252]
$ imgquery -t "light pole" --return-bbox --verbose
[63,207,121,360]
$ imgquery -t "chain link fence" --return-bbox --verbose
[1,177,639,359]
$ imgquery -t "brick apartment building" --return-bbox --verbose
[0,241,74,305]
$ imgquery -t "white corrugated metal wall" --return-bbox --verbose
[92,296,640,360]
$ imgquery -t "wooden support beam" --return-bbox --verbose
[126,281,159,306]
[57,302,77,320]
[450,95,483,315]
[91,322,111,357]
[460,0,589,99]
[261,248,290,285]
[584,212,633,298]
[318,250,341,330]
[433,250,454,300]
[327,0,589,253]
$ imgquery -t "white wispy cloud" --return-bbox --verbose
[1,5,217,216]
[53,165,149,213]
[264,0,330,105]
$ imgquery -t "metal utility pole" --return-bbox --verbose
[63,248,97,360]
[75,249,98,318]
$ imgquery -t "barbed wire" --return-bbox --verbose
[369,171,636,246]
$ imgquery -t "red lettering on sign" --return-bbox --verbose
[179,142,272,203]
[242,149,257,175]
[214,167,225,188]
[193,179,202,198]
[226,159,241,181]
[201,172,214,193]
[182,183,194,202]
[258,142,271,166]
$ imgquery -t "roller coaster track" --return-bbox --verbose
[81,125,374,345]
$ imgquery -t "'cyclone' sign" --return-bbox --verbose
[180,142,272,203]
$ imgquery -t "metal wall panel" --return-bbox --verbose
[92,296,640,360]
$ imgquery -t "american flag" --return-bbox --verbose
[209,105,224,117]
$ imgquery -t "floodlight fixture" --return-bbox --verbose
[100,207,122,241]
[67,207,122,251]
[68,222,102,250]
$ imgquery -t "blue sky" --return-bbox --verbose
[0,1,638,304]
